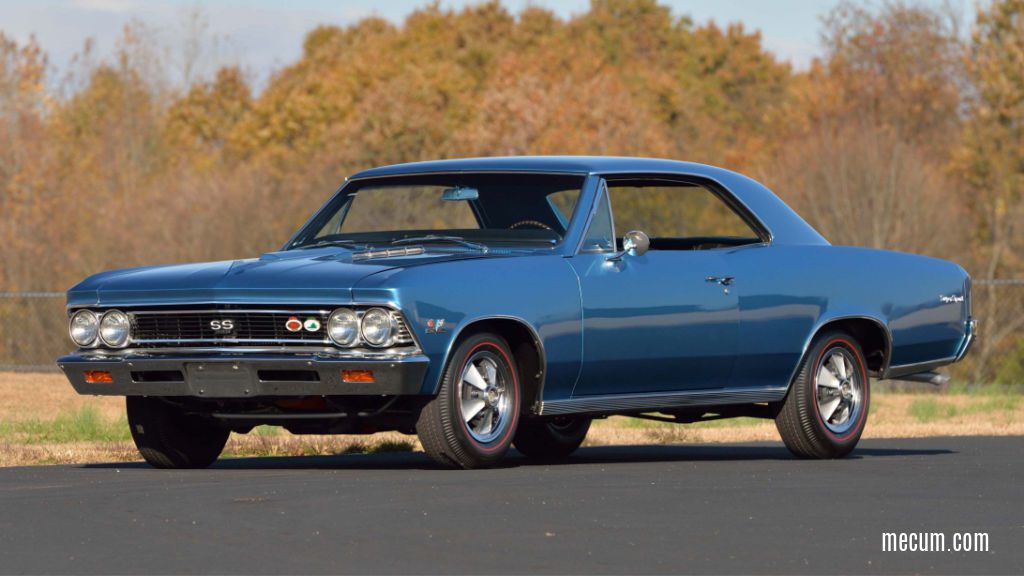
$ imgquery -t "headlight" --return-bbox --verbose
[99,310,131,348]
[328,308,360,346]
[360,307,395,347]
[69,310,99,347]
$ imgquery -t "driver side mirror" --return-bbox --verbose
[622,230,650,257]
[607,230,650,262]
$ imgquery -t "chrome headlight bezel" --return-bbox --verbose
[327,307,360,347]
[98,309,131,348]
[69,309,100,347]
[360,307,397,348]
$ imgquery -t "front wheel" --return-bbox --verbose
[775,330,870,459]
[416,332,521,469]
[126,397,230,469]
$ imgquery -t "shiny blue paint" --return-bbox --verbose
[568,250,739,395]
[64,157,973,411]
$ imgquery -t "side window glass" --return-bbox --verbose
[581,183,615,252]
[607,180,761,250]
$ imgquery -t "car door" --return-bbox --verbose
[568,179,740,397]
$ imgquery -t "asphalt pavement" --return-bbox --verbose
[0,436,1020,574]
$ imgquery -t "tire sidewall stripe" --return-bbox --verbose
[810,337,869,443]
[456,340,520,452]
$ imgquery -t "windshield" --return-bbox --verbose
[289,173,585,250]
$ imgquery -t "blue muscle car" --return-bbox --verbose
[58,157,975,468]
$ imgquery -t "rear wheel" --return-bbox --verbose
[514,416,591,460]
[775,330,870,459]
[126,397,229,469]
[416,332,521,469]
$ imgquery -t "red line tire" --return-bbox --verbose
[775,329,870,459]
[416,332,521,469]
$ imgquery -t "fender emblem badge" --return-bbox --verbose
[940,294,965,304]
[426,319,448,334]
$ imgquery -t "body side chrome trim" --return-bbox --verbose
[538,386,788,416]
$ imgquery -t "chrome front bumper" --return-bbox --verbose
[58,351,430,397]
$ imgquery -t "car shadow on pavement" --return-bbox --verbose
[82,442,955,471]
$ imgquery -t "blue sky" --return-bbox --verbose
[1,0,972,87]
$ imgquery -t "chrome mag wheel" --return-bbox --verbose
[458,352,511,444]
[815,347,863,435]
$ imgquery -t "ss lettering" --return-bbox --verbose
[210,319,234,331]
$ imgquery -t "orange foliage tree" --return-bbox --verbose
[0,0,1019,379]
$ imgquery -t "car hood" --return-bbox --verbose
[66,247,494,307]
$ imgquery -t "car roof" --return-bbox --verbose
[349,156,726,179]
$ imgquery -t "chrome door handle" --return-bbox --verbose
[705,276,734,286]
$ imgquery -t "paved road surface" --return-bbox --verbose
[0,436,1020,574]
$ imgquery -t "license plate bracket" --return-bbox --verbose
[185,362,255,397]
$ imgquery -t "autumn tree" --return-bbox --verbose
[956,0,1024,382]
[760,1,967,261]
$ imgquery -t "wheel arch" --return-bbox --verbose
[441,316,546,415]
[789,315,892,388]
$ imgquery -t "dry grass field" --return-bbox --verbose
[1,372,1022,467]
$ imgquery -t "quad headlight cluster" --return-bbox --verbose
[68,306,413,351]
[328,307,403,348]
[69,309,131,348]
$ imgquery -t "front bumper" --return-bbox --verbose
[58,351,430,398]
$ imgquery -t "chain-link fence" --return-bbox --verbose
[1,280,1022,375]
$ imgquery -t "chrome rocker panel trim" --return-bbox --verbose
[538,386,789,416]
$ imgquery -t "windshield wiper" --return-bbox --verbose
[391,235,488,252]
[294,239,368,250]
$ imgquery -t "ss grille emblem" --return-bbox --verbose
[210,319,235,333]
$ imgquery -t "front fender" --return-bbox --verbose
[353,255,583,398]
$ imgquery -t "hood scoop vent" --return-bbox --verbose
[352,246,425,261]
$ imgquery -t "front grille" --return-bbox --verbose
[130,309,331,345]
[123,307,415,349]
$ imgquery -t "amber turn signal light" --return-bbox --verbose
[84,370,114,383]
[341,370,375,383]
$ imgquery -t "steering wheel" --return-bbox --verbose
[508,220,554,232]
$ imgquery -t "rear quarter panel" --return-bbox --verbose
[726,244,969,389]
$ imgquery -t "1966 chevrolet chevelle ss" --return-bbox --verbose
[59,157,975,469]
